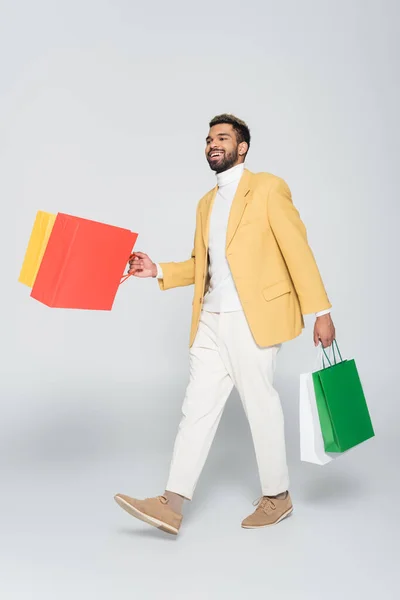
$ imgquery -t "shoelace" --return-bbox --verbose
[253,496,277,513]
[143,495,168,504]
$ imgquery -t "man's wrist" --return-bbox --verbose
[315,309,331,318]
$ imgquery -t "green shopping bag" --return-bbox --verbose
[312,341,374,453]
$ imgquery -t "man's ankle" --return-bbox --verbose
[164,490,185,514]
[267,491,288,500]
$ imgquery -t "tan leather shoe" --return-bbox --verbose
[114,494,183,535]
[241,492,293,529]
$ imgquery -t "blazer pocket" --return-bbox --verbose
[262,280,291,301]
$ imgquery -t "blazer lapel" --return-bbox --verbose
[225,168,252,250]
[201,186,218,248]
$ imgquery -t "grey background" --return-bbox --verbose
[0,0,398,598]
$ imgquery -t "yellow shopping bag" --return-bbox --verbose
[18,210,56,287]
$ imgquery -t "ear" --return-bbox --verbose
[238,141,248,156]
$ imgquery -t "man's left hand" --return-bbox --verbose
[314,313,336,348]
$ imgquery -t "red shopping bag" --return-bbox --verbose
[30,213,138,310]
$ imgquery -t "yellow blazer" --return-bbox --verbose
[158,168,331,347]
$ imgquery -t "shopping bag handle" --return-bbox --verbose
[120,273,131,284]
[322,339,343,368]
[119,253,135,285]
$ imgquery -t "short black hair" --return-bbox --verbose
[209,113,251,155]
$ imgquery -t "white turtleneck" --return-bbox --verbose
[156,163,331,318]
[202,162,245,312]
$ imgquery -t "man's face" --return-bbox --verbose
[205,123,243,173]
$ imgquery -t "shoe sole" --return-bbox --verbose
[241,506,294,529]
[114,496,179,535]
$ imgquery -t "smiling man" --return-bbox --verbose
[114,114,335,535]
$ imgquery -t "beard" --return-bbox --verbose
[207,146,239,173]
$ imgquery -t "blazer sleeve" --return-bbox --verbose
[157,247,196,291]
[267,178,332,315]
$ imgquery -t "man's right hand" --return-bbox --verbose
[128,252,157,278]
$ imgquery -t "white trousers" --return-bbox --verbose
[165,310,289,499]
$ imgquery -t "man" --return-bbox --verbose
[114,114,335,535]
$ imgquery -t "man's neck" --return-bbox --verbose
[216,162,245,187]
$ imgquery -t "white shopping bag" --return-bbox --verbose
[299,345,347,465]
[299,370,333,465]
